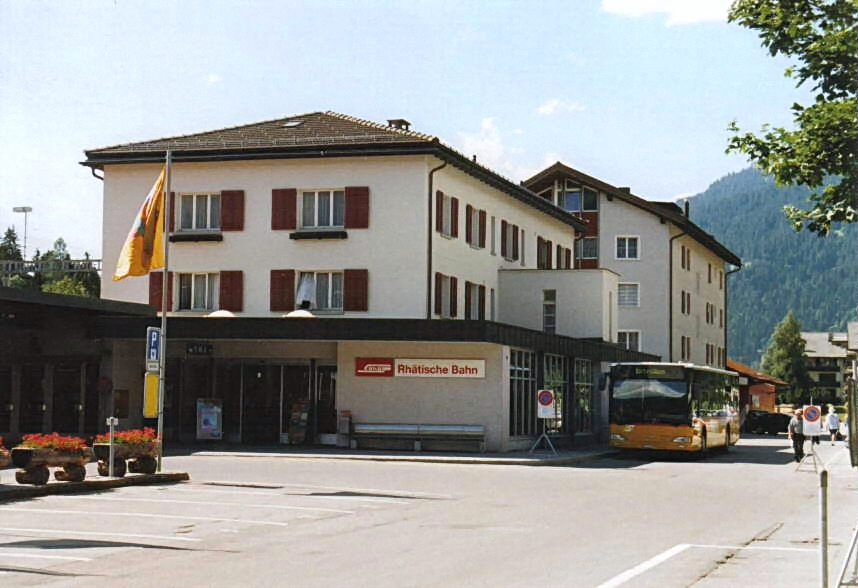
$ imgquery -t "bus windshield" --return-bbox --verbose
[610,377,690,426]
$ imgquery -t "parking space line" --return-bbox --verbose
[0,507,291,527]
[0,527,201,543]
[51,495,355,514]
[597,543,691,588]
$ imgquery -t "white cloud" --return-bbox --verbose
[537,99,586,116]
[207,74,223,84]
[601,0,732,25]
[456,118,547,181]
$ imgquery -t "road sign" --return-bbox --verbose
[803,404,822,436]
[537,389,555,419]
[146,327,161,373]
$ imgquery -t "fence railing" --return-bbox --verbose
[0,258,102,277]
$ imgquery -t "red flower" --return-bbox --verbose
[94,427,159,445]
[19,433,87,451]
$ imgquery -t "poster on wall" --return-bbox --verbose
[196,398,223,440]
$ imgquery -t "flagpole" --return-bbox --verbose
[156,150,172,472]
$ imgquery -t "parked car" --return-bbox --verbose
[744,410,791,435]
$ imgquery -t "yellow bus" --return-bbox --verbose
[609,362,740,453]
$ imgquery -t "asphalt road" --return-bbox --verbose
[0,436,856,587]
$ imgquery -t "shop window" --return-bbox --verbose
[509,349,537,437]
[574,358,593,433]
[543,289,556,334]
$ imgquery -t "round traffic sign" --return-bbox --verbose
[804,406,821,422]
[538,389,554,406]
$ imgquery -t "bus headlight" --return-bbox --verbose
[672,436,692,443]
[611,434,626,442]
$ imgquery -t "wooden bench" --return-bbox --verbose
[351,423,486,452]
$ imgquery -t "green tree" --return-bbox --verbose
[0,227,23,261]
[42,276,92,297]
[761,310,813,403]
[726,0,858,236]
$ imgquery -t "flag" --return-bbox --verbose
[113,166,167,281]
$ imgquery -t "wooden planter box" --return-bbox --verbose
[0,450,9,469]
[10,446,93,485]
[92,441,160,477]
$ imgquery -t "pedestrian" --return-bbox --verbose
[788,408,805,462]
[827,406,841,445]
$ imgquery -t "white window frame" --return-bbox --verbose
[467,206,481,248]
[576,237,598,260]
[618,330,641,352]
[543,289,556,334]
[490,216,497,255]
[177,272,218,311]
[440,274,452,318]
[440,194,454,237]
[179,192,221,231]
[466,282,481,320]
[618,283,640,307]
[301,189,345,229]
[615,236,639,260]
[297,271,344,311]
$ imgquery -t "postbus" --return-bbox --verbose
[608,362,740,452]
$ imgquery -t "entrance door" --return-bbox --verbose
[53,364,81,434]
[20,364,45,434]
[281,366,311,444]
[316,365,337,436]
[241,364,280,445]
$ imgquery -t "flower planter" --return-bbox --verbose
[92,441,160,477]
[0,449,10,469]
[11,446,93,485]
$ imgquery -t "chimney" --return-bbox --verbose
[684,199,690,218]
[387,118,411,131]
[618,187,631,194]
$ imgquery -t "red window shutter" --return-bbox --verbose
[219,271,244,312]
[512,225,519,260]
[221,190,245,231]
[464,281,472,320]
[478,210,487,248]
[449,276,458,318]
[434,272,443,315]
[148,271,173,311]
[344,186,370,229]
[270,269,295,312]
[435,191,444,233]
[272,189,297,230]
[343,269,369,312]
[537,237,544,268]
[565,248,572,269]
[450,197,459,238]
[465,205,473,244]
[478,285,486,320]
[556,244,562,269]
[501,220,508,257]
[546,240,552,268]
[168,192,175,233]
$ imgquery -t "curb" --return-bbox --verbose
[190,450,618,466]
[0,472,190,502]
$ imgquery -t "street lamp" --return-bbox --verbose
[12,206,32,260]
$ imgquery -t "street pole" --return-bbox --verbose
[820,469,829,588]
[12,206,32,260]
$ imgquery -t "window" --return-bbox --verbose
[708,263,712,283]
[180,193,221,231]
[543,289,556,334]
[559,181,598,212]
[500,220,519,261]
[490,287,496,321]
[297,271,344,311]
[178,272,218,311]
[464,281,485,320]
[436,191,459,238]
[537,237,553,269]
[434,272,458,318]
[490,216,497,255]
[680,336,691,361]
[302,190,345,228]
[719,308,724,328]
[574,358,594,433]
[616,236,639,260]
[509,349,537,437]
[576,237,598,261]
[618,330,640,352]
[465,205,487,248]
[681,290,691,315]
[543,355,569,433]
[618,283,639,307]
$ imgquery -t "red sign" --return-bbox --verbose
[355,358,394,377]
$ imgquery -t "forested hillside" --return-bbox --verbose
[689,168,856,366]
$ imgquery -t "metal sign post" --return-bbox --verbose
[106,416,118,477]
[530,389,559,455]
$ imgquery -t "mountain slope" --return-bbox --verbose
[688,168,856,366]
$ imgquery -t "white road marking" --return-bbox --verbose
[51,495,354,514]
[597,542,817,587]
[0,527,201,543]
[597,543,691,588]
[0,551,92,562]
[0,507,290,527]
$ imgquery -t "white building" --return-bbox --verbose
[523,162,741,365]
[85,112,736,452]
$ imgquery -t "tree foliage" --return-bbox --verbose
[761,311,813,403]
[0,230,99,298]
[42,276,93,298]
[0,228,22,261]
[727,0,858,235]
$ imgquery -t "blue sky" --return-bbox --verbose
[0,0,807,259]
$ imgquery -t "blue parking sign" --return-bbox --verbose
[146,327,161,363]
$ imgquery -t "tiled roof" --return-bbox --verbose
[85,111,437,156]
[801,332,850,358]
[726,359,789,386]
[522,161,742,266]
